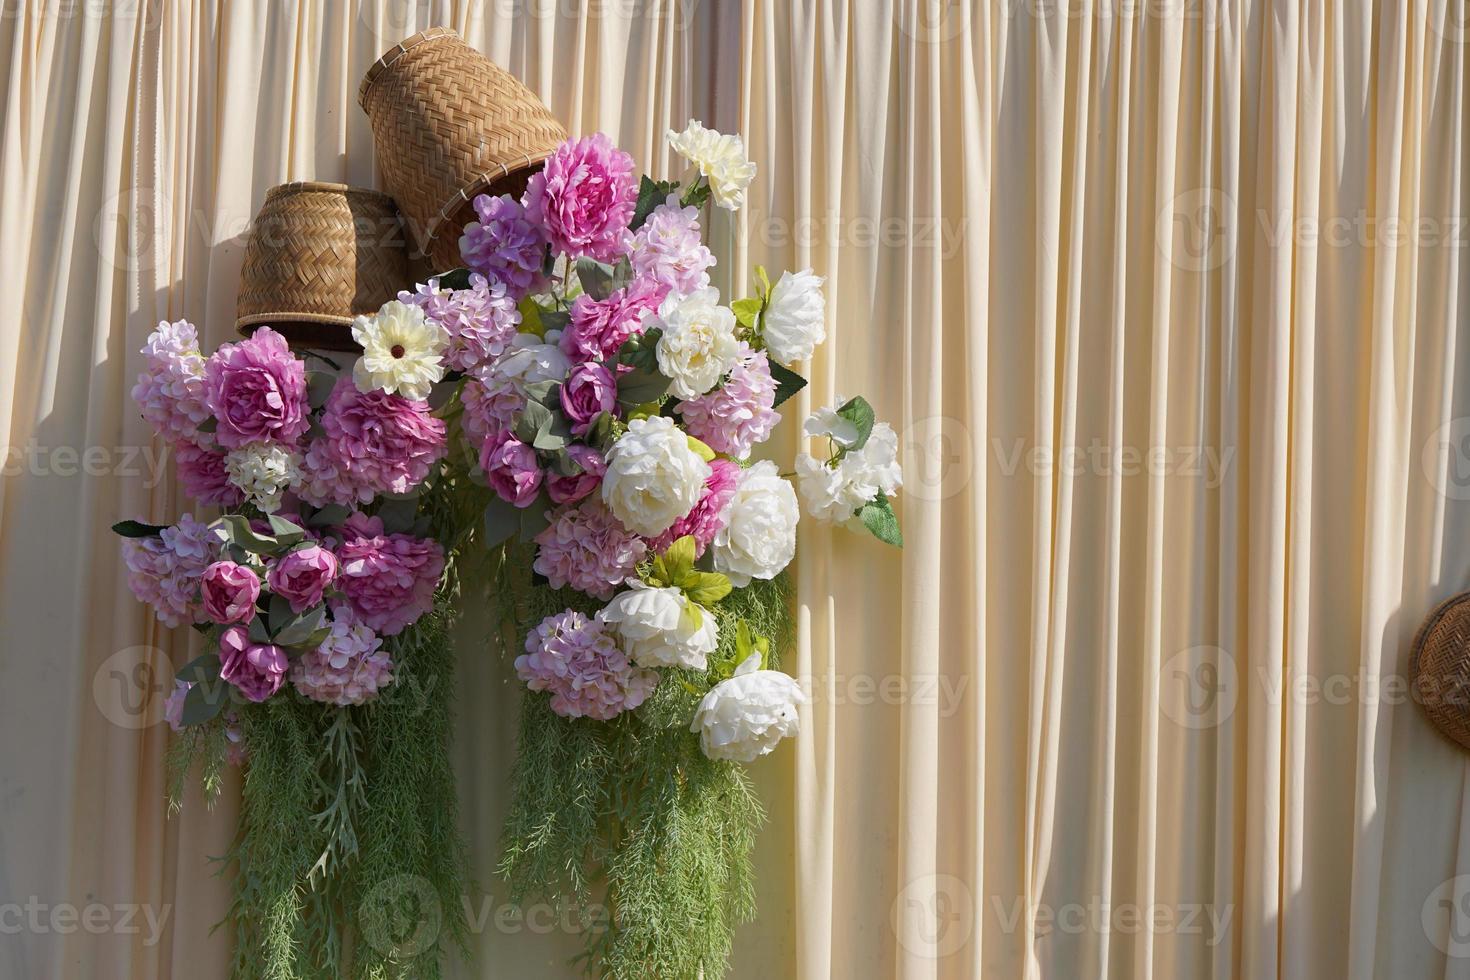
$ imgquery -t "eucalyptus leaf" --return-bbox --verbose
[267,514,307,548]
[307,371,337,410]
[482,498,522,549]
[179,680,226,727]
[575,258,618,301]
[616,367,670,407]
[275,605,328,648]
[306,503,352,529]
[377,496,419,536]
[216,515,281,556]
[519,496,552,539]
[111,519,168,538]
[514,400,555,445]
[177,654,222,686]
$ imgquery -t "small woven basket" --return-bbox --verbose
[358,27,567,269]
[236,182,416,351]
[1410,592,1470,750]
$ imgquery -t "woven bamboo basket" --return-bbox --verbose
[235,182,417,351]
[1410,592,1470,750]
[358,27,567,269]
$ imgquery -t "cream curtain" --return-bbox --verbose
[4,1,1470,978]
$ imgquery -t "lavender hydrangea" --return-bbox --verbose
[291,604,395,706]
[459,193,547,298]
[120,514,219,628]
[677,343,780,458]
[631,199,715,297]
[514,609,658,721]
[533,499,647,600]
[399,274,522,373]
[460,369,526,447]
[132,320,211,444]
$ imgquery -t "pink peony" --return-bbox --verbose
[514,609,658,720]
[676,343,780,459]
[533,499,647,599]
[266,544,337,613]
[648,458,741,556]
[481,431,543,507]
[545,444,605,505]
[200,560,261,624]
[335,513,445,635]
[460,369,525,447]
[559,362,616,435]
[300,377,447,504]
[218,626,288,702]
[121,514,218,628]
[174,441,244,506]
[203,327,309,449]
[559,275,667,364]
[631,200,715,297]
[524,133,638,263]
[399,274,522,373]
[290,604,394,706]
[132,320,211,444]
[459,193,548,298]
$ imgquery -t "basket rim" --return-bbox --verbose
[358,26,460,105]
[1409,591,1470,678]
[419,159,550,251]
[236,311,357,329]
[263,180,398,203]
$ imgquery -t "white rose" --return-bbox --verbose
[495,333,571,385]
[653,288,740,399]
[710,460,799,587]
[760,269,826,366]
[224,443,302,514]
[352,300,449,400]
[598,581,719,670]
[691,653,807,762]
[667,119,757,211]
[602,416,712,536]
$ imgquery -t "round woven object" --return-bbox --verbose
[236,182,415,351]
[1410,592,1470,750]
[358,27,568,269]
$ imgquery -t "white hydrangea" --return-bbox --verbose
[802,399,861,448]
[760,269,826,366]
[224,443,302,514]
[598,582,719,670]
[667,119,758,210]
[351,299,449,400]
[710,461,799,587]
[601,416,712,536]
[653,287,740,399]
[796,420,904,524]
[691,653,807,762]
[494,332,572,386]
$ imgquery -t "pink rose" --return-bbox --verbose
[203,327,309,449]
[266,544,338,613]
[200,561,261,624]
[546,444,606,505]
[524,132,638,263]
[218,626,288,702]
[560,362,616,435]
[481,431,543,507]
[335,514,445,635]
[559,276,667,363]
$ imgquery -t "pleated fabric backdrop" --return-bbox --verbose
[4,2,1470,978]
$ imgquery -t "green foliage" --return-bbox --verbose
[631,175,681,231]
[858,493,904,547]
[834,396,876,452]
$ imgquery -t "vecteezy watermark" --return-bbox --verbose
[1157,188,1237,272]
[744,209,971,260]
[798,672,970,717]
[0,898,171,946]
[1160,646,1238,731]
[357,0,702,48]
[903,415,975,502]
[993,896,1233,946]
[991,437,1236,488]
[892,873,975,960]
[92,645,173,730]
[1422,417,1470,501]
[1424,875,1470,957]
[1,441,170,486]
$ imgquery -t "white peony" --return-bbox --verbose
[760,269,826,366]
[796,421,904,524]
[494,332,571,386]
[691,653,808,762]
[710,461,799,587]
[598,581,719,670]
[351,300,450,400]
[601,416,712,536]
[667,119,757,210]
[652,288,740,399]
[224,443,302,514]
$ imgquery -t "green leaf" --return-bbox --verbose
[112,519,167,538]
[617,367,670,407]
[196,415,218,434]
[858,494,903,547]
[585,411,615,450]
[307,370,337,410]
[617,326,663,373]
[685,435,716,462]
[434,267,474,291]
[306,503,351,529]
[630,175,680,231]
[731,296,763,330]
[247,615,272,645]
[274,605,328,649]
[575,258,618,301]
[683,571,733,607]
[216,515,281,556]
[266,514,307,548]
[482,497,521,549]
[376,496,419,536]
[179,679,226,727]
[835,396,876,451]
[661,535,698,578]
[177,654,222,686]
[680,178,711,209]
[755,265,772,296]
[768,360,808,407]
[519,496,552,539]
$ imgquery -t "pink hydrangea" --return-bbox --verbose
[460,370,525,447]
[335,513,445,635]
[481,431,543,507]
[631,200,714,297]
[121,514,219,627]
[648,458,741,556]
[545,445,605,505]
[677,343,780,458]
[559,276,667,363]
[399,274,522,373]
[533,499,647,600]
[524,133,638,263]
[218,626,288,702]
[203,327,309,449]
[459,193,547,298]
[291,604,394,706]
[514,609,658,720]
[132,320,211,444]
[175,441,244,506]
[299,377,446,505]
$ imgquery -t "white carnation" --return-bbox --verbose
[653,288,740,399]
[667,119,757,210]
[760,269,826,366]
[691,653,807,762]
[351,299,449,400]
[224,443,302,514]
[710,460,798,587]
[796,421,904,524]
[598,581,719,670]
[601,416,712,536]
